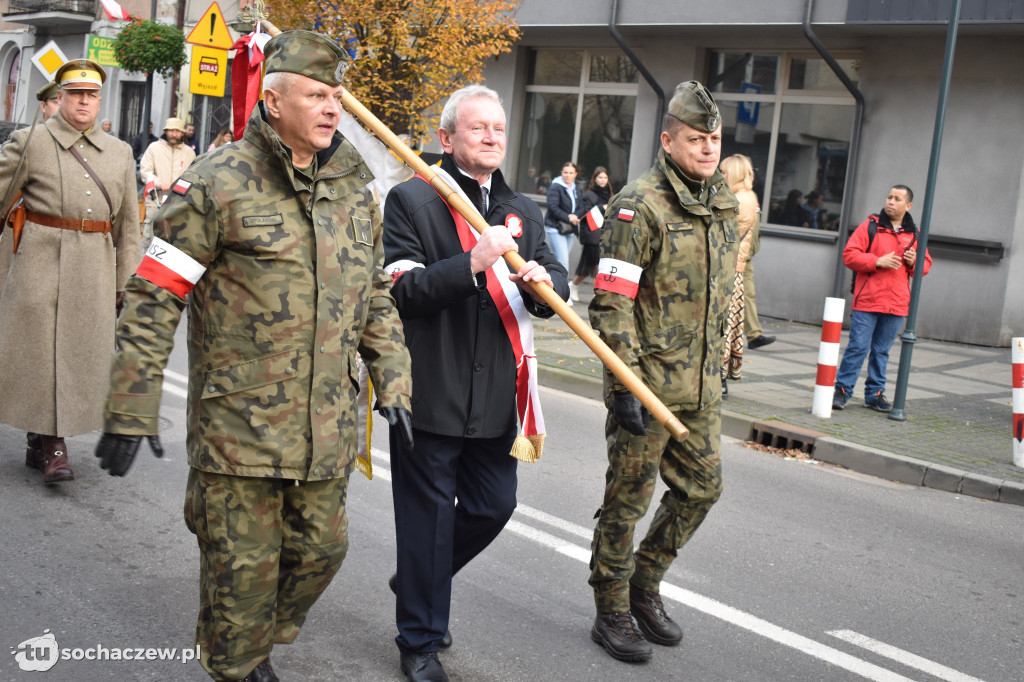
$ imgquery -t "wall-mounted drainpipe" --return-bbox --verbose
[609,0,665,164]
[802,0,865,298]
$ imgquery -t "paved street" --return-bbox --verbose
[535,289,1024,504]
[2,322,1021,681]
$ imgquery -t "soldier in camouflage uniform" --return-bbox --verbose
[94,31,413,682]
[587,81,739,663]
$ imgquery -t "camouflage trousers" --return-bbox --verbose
[184,468,351,681]
[589,404,723,613]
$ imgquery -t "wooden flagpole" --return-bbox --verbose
[257,19,688,443]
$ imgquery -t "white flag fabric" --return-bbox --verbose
[336,111,413,210]
[100,0,131,20]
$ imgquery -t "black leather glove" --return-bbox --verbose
[378,406,414,450]
[94,433,164,477]
[611,391,650,437]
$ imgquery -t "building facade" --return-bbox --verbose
[486,0,1022,346]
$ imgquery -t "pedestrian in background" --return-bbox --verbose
[130,122,157,165]
[383,84,568,682]
[139,117,195,252]
[0,60,139,484]
[101,118,113,134]
[570,165,613,302]
[94,31,413,682]
[207,128,232,151]
[543,160,581,287]
[587,81,739,663]
[719,153,759,394]
[36,81,60,121]
[833,185,931,412]
[183,121,199,154]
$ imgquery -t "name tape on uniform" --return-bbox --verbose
[594,258,642,299]
[136,237,206,298]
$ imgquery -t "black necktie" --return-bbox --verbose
[481,187,489,215]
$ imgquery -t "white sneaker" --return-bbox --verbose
[568,282,579,303]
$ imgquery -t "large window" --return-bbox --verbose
[709,51,858,232]
[517,50,637,196]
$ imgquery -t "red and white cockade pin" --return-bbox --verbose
[505,214,523,238]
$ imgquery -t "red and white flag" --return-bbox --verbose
[585,205,604,231]
[100,0,132,20]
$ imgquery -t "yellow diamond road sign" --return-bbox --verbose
[186,1,234,50]
[31,40,69,80]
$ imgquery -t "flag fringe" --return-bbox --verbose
[509,433,544,463]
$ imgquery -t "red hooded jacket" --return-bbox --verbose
[843,210,932,316]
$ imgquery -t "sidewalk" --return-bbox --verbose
[532,290,1024,507]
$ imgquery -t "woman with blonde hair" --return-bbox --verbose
[207,128,233,151]
[719,154,760,394]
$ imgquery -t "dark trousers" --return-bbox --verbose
[390,426,518,654]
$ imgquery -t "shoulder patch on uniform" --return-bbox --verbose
[617,208,635,222]
[172,179,192,195]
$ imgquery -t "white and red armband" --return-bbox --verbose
[135,238,206,298]
[384,259,424,282]
[594,258,642,299]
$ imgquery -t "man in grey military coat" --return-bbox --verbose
[0,59,140,484]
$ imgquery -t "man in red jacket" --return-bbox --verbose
[833,185,932,412]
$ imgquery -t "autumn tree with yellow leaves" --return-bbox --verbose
[272,0,522,145]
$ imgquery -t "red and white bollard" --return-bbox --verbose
[811,297,846,418]
[1013,337,1023,467]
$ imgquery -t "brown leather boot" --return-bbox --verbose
[629,584,682,646]
[25,433,45,471]
[40,436,74,483]
[590,611,653,662]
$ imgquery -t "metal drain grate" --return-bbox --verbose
[748,421,827,455]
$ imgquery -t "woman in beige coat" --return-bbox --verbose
[0,60,140,483]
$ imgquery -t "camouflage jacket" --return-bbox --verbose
[104,103,412,480]
[589,151,739,411]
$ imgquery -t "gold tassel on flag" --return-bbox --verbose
[509,433,544,463]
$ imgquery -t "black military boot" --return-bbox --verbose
[25,433,44,471]
[590,611,653,662]
[629,584,682,646]
[243,657,279,682]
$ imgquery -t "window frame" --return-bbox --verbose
[709,49,859,236]
[519,48,639,198]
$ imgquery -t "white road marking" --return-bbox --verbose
[367,448,925,681]
[828,630,986,682]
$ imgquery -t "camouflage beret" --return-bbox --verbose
[36,81,60,101]
[667,81,720,133]
[264,30,349,86]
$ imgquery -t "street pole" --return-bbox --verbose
[889,0,961,421]
[139,0,157,143]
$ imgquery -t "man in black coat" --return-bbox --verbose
[383,84,569,682]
